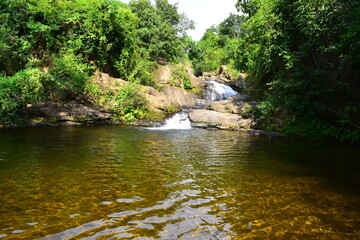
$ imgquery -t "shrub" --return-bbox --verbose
[112,84,148,122]
[49,52,94,100]
[0,69,51,126]
[116,49,156,86]
[170,65,192,90]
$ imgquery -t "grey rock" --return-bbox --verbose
[145,86,197,110]
[60,121,82,126]
[189,109,253,130]
[22,101,112,123]
[207,95,257,114]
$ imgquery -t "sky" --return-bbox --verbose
[120,0,239,41]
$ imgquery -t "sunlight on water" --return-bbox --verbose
[0,126,359,239]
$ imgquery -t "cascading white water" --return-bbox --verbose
[151,111,192,130]
[206,81,238,102]
[150,81,238,130]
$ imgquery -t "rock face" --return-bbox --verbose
[144,86,198,110]
[185,65,206,88]
[189,109,253,130]
[22,101,112,123]
[92,72,199,112]
[207,95,257,114]
[154,66,171,85]
[91,72,128,90]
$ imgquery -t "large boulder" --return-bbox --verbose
[91,72,128,91]
[183,64,205,88]
[228,73,247,90]
[207,95,257,114]
[188,109,253,130]
[144,86,198,110]
[219,65,227,75]
[22,101,112,122]
[153,66,171,85]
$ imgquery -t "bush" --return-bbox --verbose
[0,69,51,126]
[170,65,192,90]
[112,84,148,122]
[49,52,94,100]
[116,49,156,86]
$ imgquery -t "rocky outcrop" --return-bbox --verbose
[185,65,206,88]
[91,71,128,91]
[207,95,257,114]
[225,73,247,90]
[14,67,280,138]
[92,72,199,112]
[21,101,112,124]
[143,86,198,111]
[189,109,253,130]
[153,66,171,85]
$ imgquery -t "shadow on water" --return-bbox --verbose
[245,136,360,190]
[0,125,359,239]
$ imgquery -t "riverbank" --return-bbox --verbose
[0,65,282,138]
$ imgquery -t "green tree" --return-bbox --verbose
[189,26,225,75]
[235,0,360,142]
[0,0,138,77]
[129,0,194,63]
[189,13,244,76]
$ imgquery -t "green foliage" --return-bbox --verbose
[283,119,360,144]
[84,82,102,102]
[112,84,148,122]
[189,14,244,76]
[0,69,51,126]
[49,52,94,100]
[0,0,160,126]
[235,0,360,143]
[170,65,192,90]
[129,0,194,63]
[219,14,245,40]
[165,105,180,115]
[0,0,138,77]
[116,49,156,86]
[189,27,225,76]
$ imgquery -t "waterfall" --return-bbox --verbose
[149,81,238,130]
[205,81,238,102]
[151,111,192,130]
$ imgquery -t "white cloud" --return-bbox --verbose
[120,0,239,41]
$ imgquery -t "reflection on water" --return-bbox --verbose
[0,126,359,239]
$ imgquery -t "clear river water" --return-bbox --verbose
[0,125,359,239]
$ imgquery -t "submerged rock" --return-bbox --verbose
[60,121,82,126]
[25,122,55,128]
[248,130,282,138]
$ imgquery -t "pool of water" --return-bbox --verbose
[0,126,359,239]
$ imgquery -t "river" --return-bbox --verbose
[0,126,359,239]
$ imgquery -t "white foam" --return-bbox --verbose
[150,112,192,130]
[206,81,238,102]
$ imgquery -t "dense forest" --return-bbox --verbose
[0,0,194,124]
[1,0,359,143]
[190,0,360,142]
